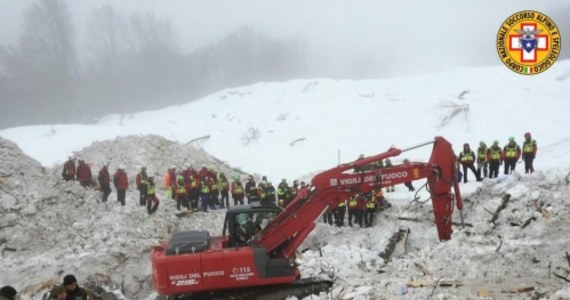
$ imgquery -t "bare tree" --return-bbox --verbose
[1,0,81,123]
[84,5,132,115]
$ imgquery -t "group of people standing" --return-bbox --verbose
[457,132,538,183]
[323,189,391,229]
[61,159,129,207]
[160,165,302,213]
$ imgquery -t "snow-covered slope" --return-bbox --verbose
[2,63,570,300]
[2,61,570,182]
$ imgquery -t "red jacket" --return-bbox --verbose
[113,169,129,190]
[76,164,92,185]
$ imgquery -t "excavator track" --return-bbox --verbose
[164,278,333,300]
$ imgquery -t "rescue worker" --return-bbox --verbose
[76,159,92,187]
[257,181,267,203]
[200,179,210,212]
[231,175,245,205]
[289,180,299,204]
[277,179,290,205]
[265,181,276,204]
[166,166,177,199]
[97,163,111,202]
[323,206,334,225]
[457,143,481,183]
[49,284,67,300]
[63,274,93,300]
[62,156,76,181]
[356,194,366,227]
[375,188,391,210]
[402,159,415,192]
[476,141,489,178]
[135,166,149,206]
[176,176,188,210]
[334,197,347,227]
[245,175,257,203]
[189,171,201,209]
[0,286,17,300]
[486,140,503,178]
[347,196,358,227]
[503,136,521,174]
[146,176,160,214]
[384,159,395,192]
[209,176,221,209]
[522,132,537,174]
[113,165,128,206]
[364,192,380,227]
[219,173,230,208]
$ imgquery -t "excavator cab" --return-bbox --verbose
[223,202,282,247]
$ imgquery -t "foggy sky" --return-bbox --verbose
[1,0,568,78]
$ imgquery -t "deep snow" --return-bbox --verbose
[1,62,570,299]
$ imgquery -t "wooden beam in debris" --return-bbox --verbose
[489,194,511,224]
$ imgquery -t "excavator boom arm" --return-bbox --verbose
[256,137,462,257]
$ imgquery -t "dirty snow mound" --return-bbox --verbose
[298,171,570,299]
[0,135,240,299]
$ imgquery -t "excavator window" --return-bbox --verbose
[234,211,277,246]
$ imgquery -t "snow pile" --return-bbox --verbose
[1,60,570,299]
[54,134,248,180]
[0,135,234,299]
[298,170,570,299]
[2,61,570,182]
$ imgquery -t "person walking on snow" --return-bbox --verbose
[62,156,76,181]
[176,176,189,210]
[231,175,245,205]
[503,136,521,174]
[98,163,111,202]
[200,179,210,212]
[265,181,276,204]
[476,141,489,178]
[457,143,482,183]
[146,176,160,214]
[522,132,537,174]
[364,192,380,228]
[113,165,128,206]
[219,172,230,208]
[136,166,149,206]
[245,175,258,203]
[76,159,92,187]
[402,159,415,191]
[486,140,503,178]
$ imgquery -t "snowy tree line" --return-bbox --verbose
[0,0,306,128]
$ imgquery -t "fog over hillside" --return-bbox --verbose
[0,0,569,128]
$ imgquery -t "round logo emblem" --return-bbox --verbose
[497,10,561,75]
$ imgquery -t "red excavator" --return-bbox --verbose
[151,136,463,299]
